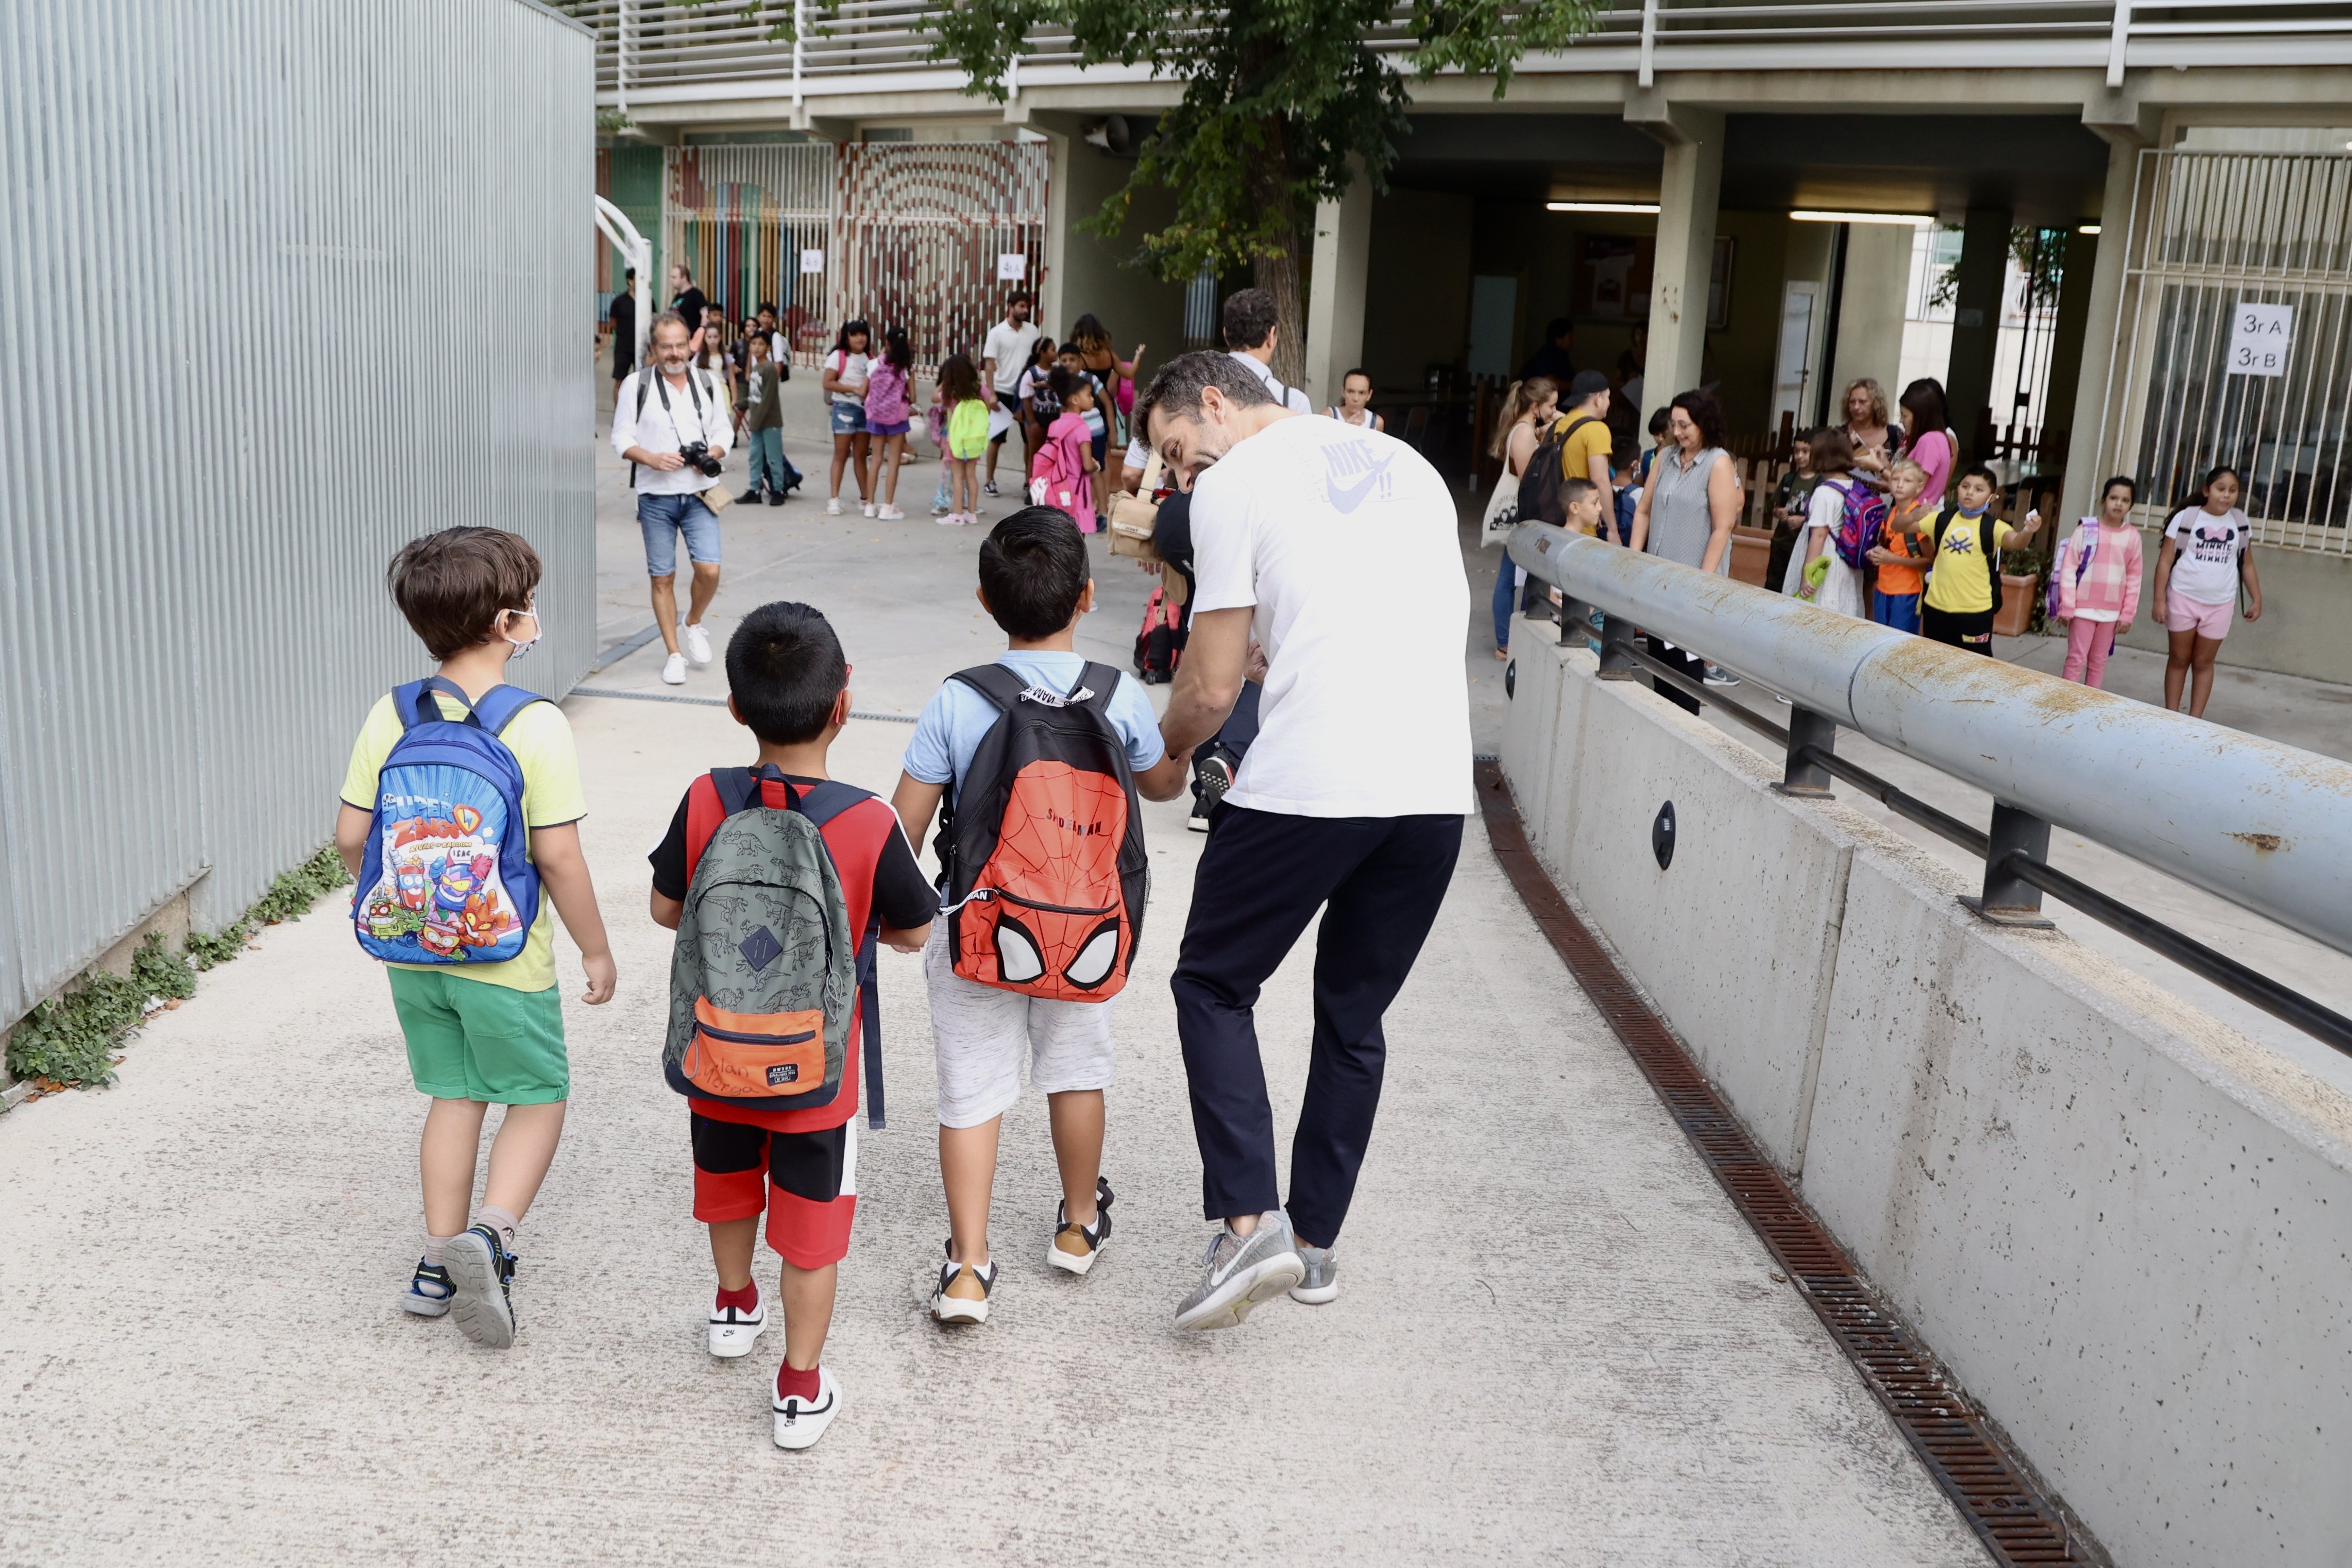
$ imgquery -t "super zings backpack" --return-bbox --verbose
[940,662,1149,1000]
[352,677,547,966]
[665,768,879,1121]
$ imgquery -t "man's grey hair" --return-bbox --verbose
[648,309,691,343]
[1134,350,1274,437]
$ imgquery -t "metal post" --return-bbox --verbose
[1773,706,1837,798]
[1596,611,1637,680]
[1965,802,2057,927]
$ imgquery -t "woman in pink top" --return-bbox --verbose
[2052,476,2147,688]
[864,325,915,519]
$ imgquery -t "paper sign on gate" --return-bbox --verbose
[996,252,1028,281]
[2228,302,2293,377]
[800,249,825,275]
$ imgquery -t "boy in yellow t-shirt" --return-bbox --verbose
[1918,464,2044,654]
[333,527,616,1347]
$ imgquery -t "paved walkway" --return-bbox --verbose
[1,431,1987,1565]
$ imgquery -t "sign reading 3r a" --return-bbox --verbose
[2228,301,2294,377]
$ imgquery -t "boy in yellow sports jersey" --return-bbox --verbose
[334,528,616,1347]
[1919,464,2043,654]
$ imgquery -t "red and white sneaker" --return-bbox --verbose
[708,1292,767,1359]
[773,1364,841,1450]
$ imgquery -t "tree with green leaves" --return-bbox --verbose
[917,2,1598,386]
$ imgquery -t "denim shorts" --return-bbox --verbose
[830,400,867,435]
[637,490,722,577]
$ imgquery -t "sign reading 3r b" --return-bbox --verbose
[2228,302,2294,377]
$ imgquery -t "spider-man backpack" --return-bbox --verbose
[939,662,1149,1000]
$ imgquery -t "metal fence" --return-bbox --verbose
[0,0,597,1032]
[664,141,1048,373]
[2101,151,2352,553]
[1508,523,2352,1053]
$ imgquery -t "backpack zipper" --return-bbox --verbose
[963,887,1118,918]
[696,1021,819,1046]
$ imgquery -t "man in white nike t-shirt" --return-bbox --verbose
[1136,349,1471,1332]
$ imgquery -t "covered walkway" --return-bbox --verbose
[0,440,1991,1565]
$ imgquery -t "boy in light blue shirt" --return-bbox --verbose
[891,506,1188,1326]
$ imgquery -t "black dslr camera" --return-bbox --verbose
[676,442,723,478]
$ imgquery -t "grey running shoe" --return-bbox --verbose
[1174,1212,1306,1331]
[1290,1243,1339,1306]
[444,1224,517,1349]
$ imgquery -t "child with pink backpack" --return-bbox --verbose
[2051,475,2146,688]
[1030,367,1100,532]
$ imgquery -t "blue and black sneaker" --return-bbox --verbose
[444,1225,518,1349]
[401,1259,454,1318]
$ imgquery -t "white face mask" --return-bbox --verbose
[501,606,542,658]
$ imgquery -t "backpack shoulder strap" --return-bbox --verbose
[796,779,876,830]
[1932,507,1958,548]
[1561,415,1601,439]
[469,684,547,736]
[946,663,1030,712]
[712,765,773,819]
[392,678,441,732]
[1073,661,1122,717]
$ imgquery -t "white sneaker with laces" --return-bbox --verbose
[681,622,713,666]
[661,651,688,685]
[773,1365,841,1451]
[861,501,877,518]
[708,1295,767,1358]
[825,497,843,516]
[878,504,905,520]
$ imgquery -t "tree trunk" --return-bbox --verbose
[1249,112,1307,390]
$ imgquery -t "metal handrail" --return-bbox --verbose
[1508,522,2352,971]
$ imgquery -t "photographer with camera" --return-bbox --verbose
[613,310,732,686]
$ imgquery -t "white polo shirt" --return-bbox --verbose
[611,366,732,494]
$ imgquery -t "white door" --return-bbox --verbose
[1773,281,1818,430]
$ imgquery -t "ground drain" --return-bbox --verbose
[1476,762,2096,1567]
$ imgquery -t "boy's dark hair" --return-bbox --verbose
[1221,287,1279,351]
[978,508,1090,640]
[725,601,848,746]
[1561,477,1599,508]
[1646,406,1673,437]
[1957,462,2000,493]
[387,528,542,661]
[1343,367,1371,385]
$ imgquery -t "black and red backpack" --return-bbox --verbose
[939,662,1149,1000]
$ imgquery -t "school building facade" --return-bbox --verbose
[581,1,2352,683]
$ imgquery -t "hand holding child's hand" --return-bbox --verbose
[581,950,616,1005]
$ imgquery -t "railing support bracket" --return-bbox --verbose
[1961,802,2058,929]
[1772,707,1837,799]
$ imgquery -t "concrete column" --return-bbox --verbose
[1304,164,1373,413]
[1825,222,1915,411]
[1626,97,1724,430]
[2059,124,2151,523]
[1943,206,2013,463]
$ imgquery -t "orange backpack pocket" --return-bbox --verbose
[682,997,827,1098]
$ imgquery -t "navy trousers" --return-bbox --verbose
[1170,806,1465,1245]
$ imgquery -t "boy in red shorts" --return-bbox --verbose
[649,601,936,1449]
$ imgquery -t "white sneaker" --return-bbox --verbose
[935,511,964,527]
[661,651,688,685]
[877,504,904,521]
[708,1294,767,1359]
[929,1243,996,1324]
[861,502,877,519]
[773,1364,841,1451]
[681,622,713,666]
[825,497,843,516]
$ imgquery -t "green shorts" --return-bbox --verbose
[387,969,569,1104]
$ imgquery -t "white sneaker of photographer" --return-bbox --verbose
[662,651,688,685]
[681,622,713,666]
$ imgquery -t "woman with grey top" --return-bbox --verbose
[1626,387,1740,713]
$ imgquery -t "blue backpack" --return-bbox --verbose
[352,676,547,966]
[1826,477,1891,570]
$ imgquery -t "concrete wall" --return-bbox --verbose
[1501,626,2352,1568]
[1040,132,1189,367]
[1826,221,1914,420]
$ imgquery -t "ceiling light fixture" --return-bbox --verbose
[1789,209,1934,225]
[2078,224,2102,235]
[1547,200,1660,214]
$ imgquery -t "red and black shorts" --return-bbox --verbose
[689,1112,857,1270]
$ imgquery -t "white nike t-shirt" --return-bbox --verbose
[1188,414,1472,818]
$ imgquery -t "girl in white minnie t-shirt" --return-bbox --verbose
[2154,463,2263,718]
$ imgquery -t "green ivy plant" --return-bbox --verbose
[8,848,351,1094]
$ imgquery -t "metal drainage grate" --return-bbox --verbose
[1476,761,2096,1567]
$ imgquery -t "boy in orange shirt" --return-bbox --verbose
[1866,457,1931,634]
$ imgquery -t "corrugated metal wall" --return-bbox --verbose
[0,0,597,1029]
